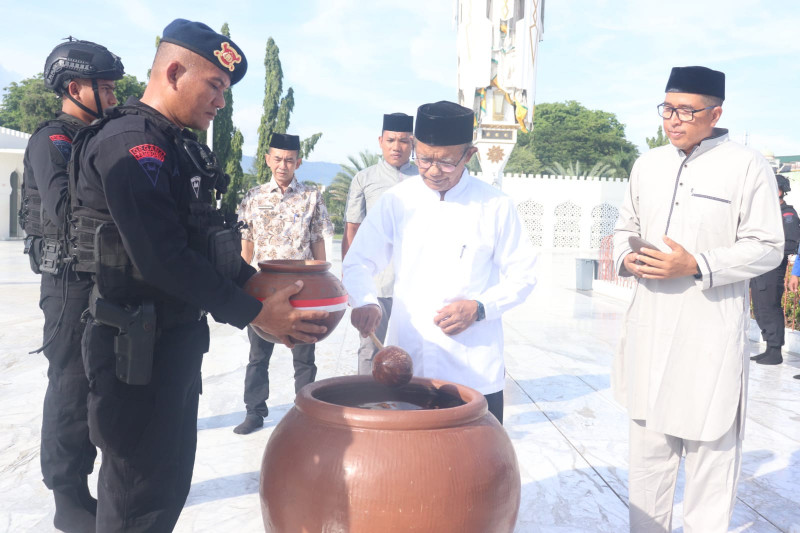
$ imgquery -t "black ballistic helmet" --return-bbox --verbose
[43,38,124,119]
[44,38,124,94]
[777,174,791,194]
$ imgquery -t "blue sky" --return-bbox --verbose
[1,0,798,166]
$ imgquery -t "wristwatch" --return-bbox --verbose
[475,300,486,321]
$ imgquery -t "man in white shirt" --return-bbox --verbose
[342,101,538,423]
[342,113,417,375]
[613,66,783,532]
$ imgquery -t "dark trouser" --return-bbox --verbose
[357,297,393,375]
[484,390,504,424]
[83,317,208,533]
[39,273,96,492]
[244,326,317,417]
[752,256,788,347]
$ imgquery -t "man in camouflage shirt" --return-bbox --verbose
[234,133,333,434]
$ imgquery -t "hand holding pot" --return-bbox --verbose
[351,304,382,338]
[250,281,329,347]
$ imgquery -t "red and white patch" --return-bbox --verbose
[129,144,166,187]
[49,134,73,161]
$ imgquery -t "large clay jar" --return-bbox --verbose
[244,260,347,344]
[260,376,521,532]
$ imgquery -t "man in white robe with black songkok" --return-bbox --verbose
[613,66,783,533]
[342,100,538,424]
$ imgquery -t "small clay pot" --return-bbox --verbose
[260,376,521,532]
[244,260,347,344]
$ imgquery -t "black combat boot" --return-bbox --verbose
[77,478,97,515]
[756,346,783,365]
[233,413,264,435]
[53,487,96,533]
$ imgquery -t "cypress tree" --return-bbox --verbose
[254,38,322,183]
[221,128,245,218]
[254,38,284,183]
[212,23,235,169]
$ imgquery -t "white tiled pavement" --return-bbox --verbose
[1,240,798,532]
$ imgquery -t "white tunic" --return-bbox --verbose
[613,129,783,441]
[343,171,538,394]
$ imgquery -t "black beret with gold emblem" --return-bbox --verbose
[161,18,248,85]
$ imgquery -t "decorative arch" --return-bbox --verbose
[9,171,20,238]
[516,200,543,246]
[553,201,581,248]
[590,203,619,248]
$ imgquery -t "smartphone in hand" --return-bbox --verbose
[628,236,658,254]
[628,236,659,266]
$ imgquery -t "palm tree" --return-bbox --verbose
[323,151,380,233]
[542,160,616,178]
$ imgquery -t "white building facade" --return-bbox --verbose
[0,126,30,240]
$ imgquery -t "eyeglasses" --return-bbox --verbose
[657,104,715,122]
[415,148,470,173]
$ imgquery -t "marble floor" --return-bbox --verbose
[1,240,799,533]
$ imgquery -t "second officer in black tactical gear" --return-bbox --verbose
[751,174,800,365]
[71,19,329,532]
[20,38,123,533]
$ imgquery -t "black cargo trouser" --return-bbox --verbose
[83,316,208,533]
[752,255,788,348]
[39,273,96,492]
[484,390,504,424]
[244,326,317,417]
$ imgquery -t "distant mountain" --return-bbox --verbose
[240,155,342,187]
[295,162,342,187]
[242,155,256,174]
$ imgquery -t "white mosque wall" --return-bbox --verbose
[0,150,26,240]
[474,172,630,288]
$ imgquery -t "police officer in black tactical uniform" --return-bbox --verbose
[751,174,800,366]
[19,39,123,533]
[70,20,329,532]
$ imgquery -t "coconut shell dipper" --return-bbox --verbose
[369,332,414,388]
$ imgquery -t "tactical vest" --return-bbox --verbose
[20,115,83,274]
[19,115,81,238]
[67,104,240,302]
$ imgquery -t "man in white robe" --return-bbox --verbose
[342,100,538,423]
[613,66,783,532]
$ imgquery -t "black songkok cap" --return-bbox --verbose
[269,133,301,151]
[414,101,474,146]
[665,66,725,101]
[382,113,413,133]
[161,19,248,85]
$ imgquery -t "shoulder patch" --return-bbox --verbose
[129,144,166,187]
[49,134,72,161]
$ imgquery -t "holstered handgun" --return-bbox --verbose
[89,288,157,385]
[23,235,43,274]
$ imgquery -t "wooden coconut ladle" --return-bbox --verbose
[369,332,414,388]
